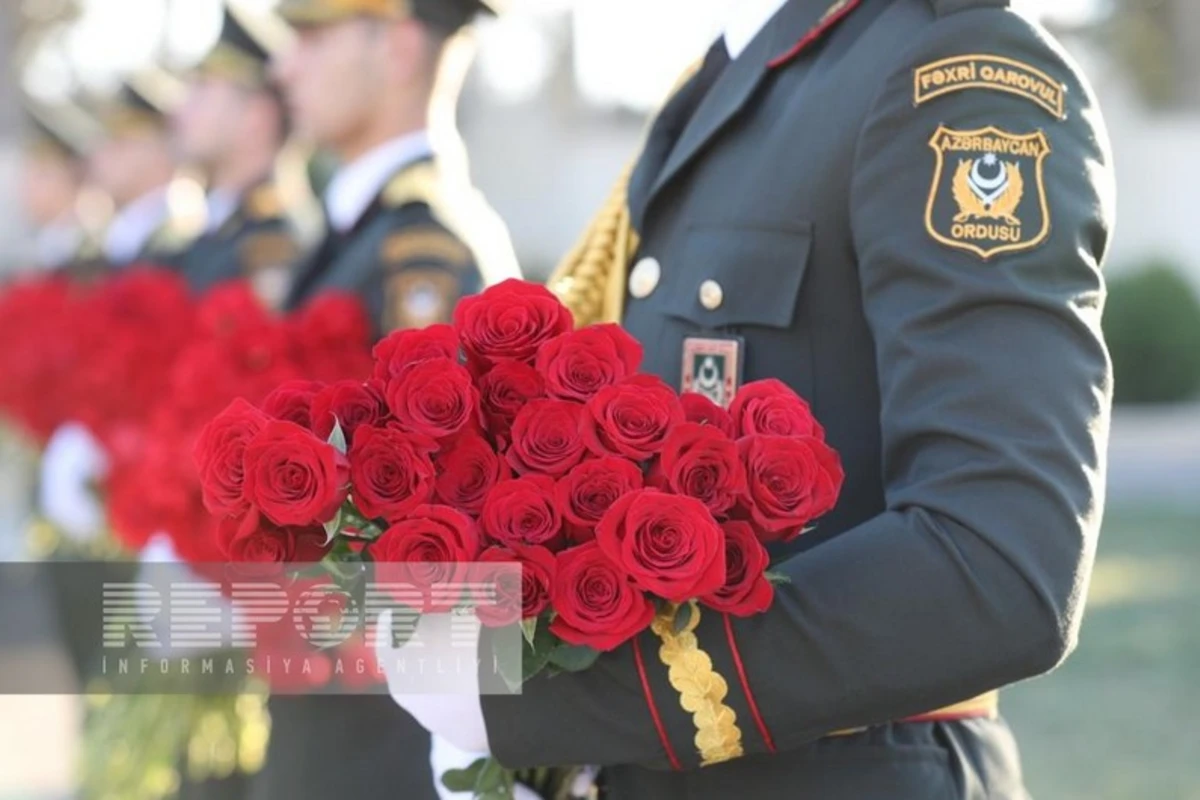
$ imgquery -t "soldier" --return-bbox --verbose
[17,96,103,272]
[91,70,200,268]
[250,1,518,799]
[386,0,1116,798]
[172,2,304,307]
[273,0,518,337]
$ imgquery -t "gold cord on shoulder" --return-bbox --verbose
[651,601,745,766]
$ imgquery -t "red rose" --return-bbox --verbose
[535,324,643,402]
[433,432,508,516]
[196,282,271,338]
[386,358,479,441]
[549,542,654,652]
[217,509,330,563]
[291,292,372,354]
[242,420,350,526]
[452,279,573,367]
[349,425,437,522]
[194,398,269,517]
[506,399,588,477]
[261,380,325,430]
[480,476,562,549]
[700,521,774,617]
[658,422,746,517]
[477,360,545,444]
[595,489,725,602]
[730,379,824,439]
[555,457,644,541]
[738,435,843,541]
[582,375,684,461]
[680,393,736,438]
[373,505,481,612]
[311,380,386,441]
[472,544,557,627]
[372,324,460,384]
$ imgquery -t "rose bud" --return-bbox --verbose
[481,476,563,550]
[658,422,747,517]
[372,324,461,384]
[471,544,557,627]
[549,542,655,652]
[730,379,825,439]
[507,399,588,478]
[581,375,685,461]
[535,324,643,403]
[386,357,480,441]
[372,504,481,612]
[452,279,573,367]
[311,380,387,441]
[555,457,644,542]
[349,425,438,522]
[241,420,350,527]
[433,431,509,516]
[194,398,269,518]
[738,434,844,542]
[261,380,325,430]
[700,521,774,617]
[679,392,736,438]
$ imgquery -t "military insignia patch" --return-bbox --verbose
[381,229,472,269]
[925,125,1052,260]
[682,336,743,409]
[385,269,460,331]
[914,55,1066,120]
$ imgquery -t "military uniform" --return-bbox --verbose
[256,2,518,798]
[482,0,1115,797]
[174,5,302,305]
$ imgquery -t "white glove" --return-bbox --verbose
[38,422,108,541]
[375,608,490,753]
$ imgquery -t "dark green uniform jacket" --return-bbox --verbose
[484,0,1114,798]
[175,180,301,306]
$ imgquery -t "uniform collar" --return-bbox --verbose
[104,186,171,264]
[722,0,790,59]
[324,130,434,233]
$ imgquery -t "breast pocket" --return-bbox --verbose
[661,221,814,330]
[651,221,817,398]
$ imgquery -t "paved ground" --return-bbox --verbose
[1,404,1197,799]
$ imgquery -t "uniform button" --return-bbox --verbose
[699,279,724,310]
[629,257,661,299]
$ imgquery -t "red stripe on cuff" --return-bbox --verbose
[723,613,777,754]
[633,634,682,771]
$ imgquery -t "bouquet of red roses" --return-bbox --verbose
[194,278,843,665]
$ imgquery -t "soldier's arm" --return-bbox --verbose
[482,9,1114,770]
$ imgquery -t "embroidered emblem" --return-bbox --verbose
[381,229,472,268]
[385,269,459,331]
[914,55,1066,119]
[925,125,1051,260]
[682,336,742,409]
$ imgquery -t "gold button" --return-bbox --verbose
[699,279,723,310]
[629,257,661,299]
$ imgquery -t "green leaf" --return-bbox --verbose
[441,760,485,793]
[672,601,694,634]
[548,644,601,672]
[520,617,538,647]
[322,506,344,547]
[765,571,791,586]
[328,419,348,455]
[474,756,509,792]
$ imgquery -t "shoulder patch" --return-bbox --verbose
[925,124,1051,260]
[380,228,472,268]
[384,269,461,331]
[240,231,299,272]
[246,184,285,221]
[914,55,1066,120]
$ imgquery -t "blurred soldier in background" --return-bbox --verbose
[91,70,201,268]
[172,1,305,308]
[17,96,103,273]
[250,0,519,798]
[273,0,518,338]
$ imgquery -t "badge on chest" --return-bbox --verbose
[682,336,744,409]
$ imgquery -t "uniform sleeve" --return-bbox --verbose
[483,9,1114,770]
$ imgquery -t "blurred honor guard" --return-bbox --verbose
[388,0,1117,797]
[173,2,303,307]
[92,70,200,268]
[273,0,518,338]
[251,1,518,799]
[18,96,103,272]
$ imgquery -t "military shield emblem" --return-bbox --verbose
[682,336,743,409]
[925,125,1051,260]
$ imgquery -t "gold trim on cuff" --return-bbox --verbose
[651,601,745,766]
